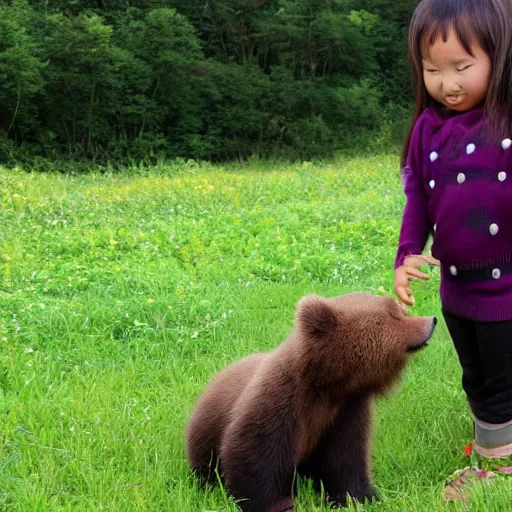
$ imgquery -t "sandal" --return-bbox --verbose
[442,443,512,502]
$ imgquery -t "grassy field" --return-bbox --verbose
[1,156,510,511]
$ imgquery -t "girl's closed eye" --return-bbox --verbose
[457,64,472,72]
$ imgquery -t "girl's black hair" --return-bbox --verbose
[402,0,512,167]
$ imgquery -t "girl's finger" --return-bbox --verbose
[396,286,414,305]
[422,255,440,266]
[403,255,426,267]
[399,302,409,314]
[404,266,430,280]
[404,254,439,267]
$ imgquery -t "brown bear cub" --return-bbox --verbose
[185,292,436,512]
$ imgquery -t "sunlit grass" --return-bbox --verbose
[1,156,510,511]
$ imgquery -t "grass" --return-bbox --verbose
[1,155,510,511]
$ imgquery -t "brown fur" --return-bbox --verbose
[185,292,437,512]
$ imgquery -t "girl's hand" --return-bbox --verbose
[394,254,439,313]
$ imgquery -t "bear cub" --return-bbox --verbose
[185,292,437,512]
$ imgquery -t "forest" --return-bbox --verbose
[0,0,418,164]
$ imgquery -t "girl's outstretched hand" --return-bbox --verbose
[394,254,439,312]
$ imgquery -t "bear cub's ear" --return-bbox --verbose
[296,294,338,338]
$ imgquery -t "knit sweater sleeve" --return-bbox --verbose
[394,113,431,269]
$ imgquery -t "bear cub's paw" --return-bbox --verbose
[328,486,380,508]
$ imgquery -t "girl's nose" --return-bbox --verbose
[442,78,462,94]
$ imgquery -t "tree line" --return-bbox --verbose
[0,0,418,165]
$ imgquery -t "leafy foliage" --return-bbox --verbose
[0,0,418,164]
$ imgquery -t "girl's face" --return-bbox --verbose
[422,28,491,111]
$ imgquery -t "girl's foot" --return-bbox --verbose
[473,441,512,460]
[443,443,512,502]
[468,442,512,473]
[443,466,495,502]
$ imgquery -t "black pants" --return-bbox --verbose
[443,310,512,424]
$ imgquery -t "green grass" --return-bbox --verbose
[1,156,510,511]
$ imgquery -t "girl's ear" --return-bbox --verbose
[296,294,338,338]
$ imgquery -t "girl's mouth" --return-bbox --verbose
[446,95,464,106]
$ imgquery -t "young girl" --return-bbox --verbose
[394,0,512,466]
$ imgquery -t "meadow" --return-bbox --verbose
[1,156,511,511]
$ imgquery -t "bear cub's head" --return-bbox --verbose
[296,292,437,394]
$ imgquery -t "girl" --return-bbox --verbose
[394,0,512,467]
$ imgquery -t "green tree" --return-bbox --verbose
[0,2,45,143]
[39,13,121,156]
[118,8,206,155]
[0,0,418,164]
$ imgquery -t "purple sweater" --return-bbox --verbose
[395,107,512,321]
